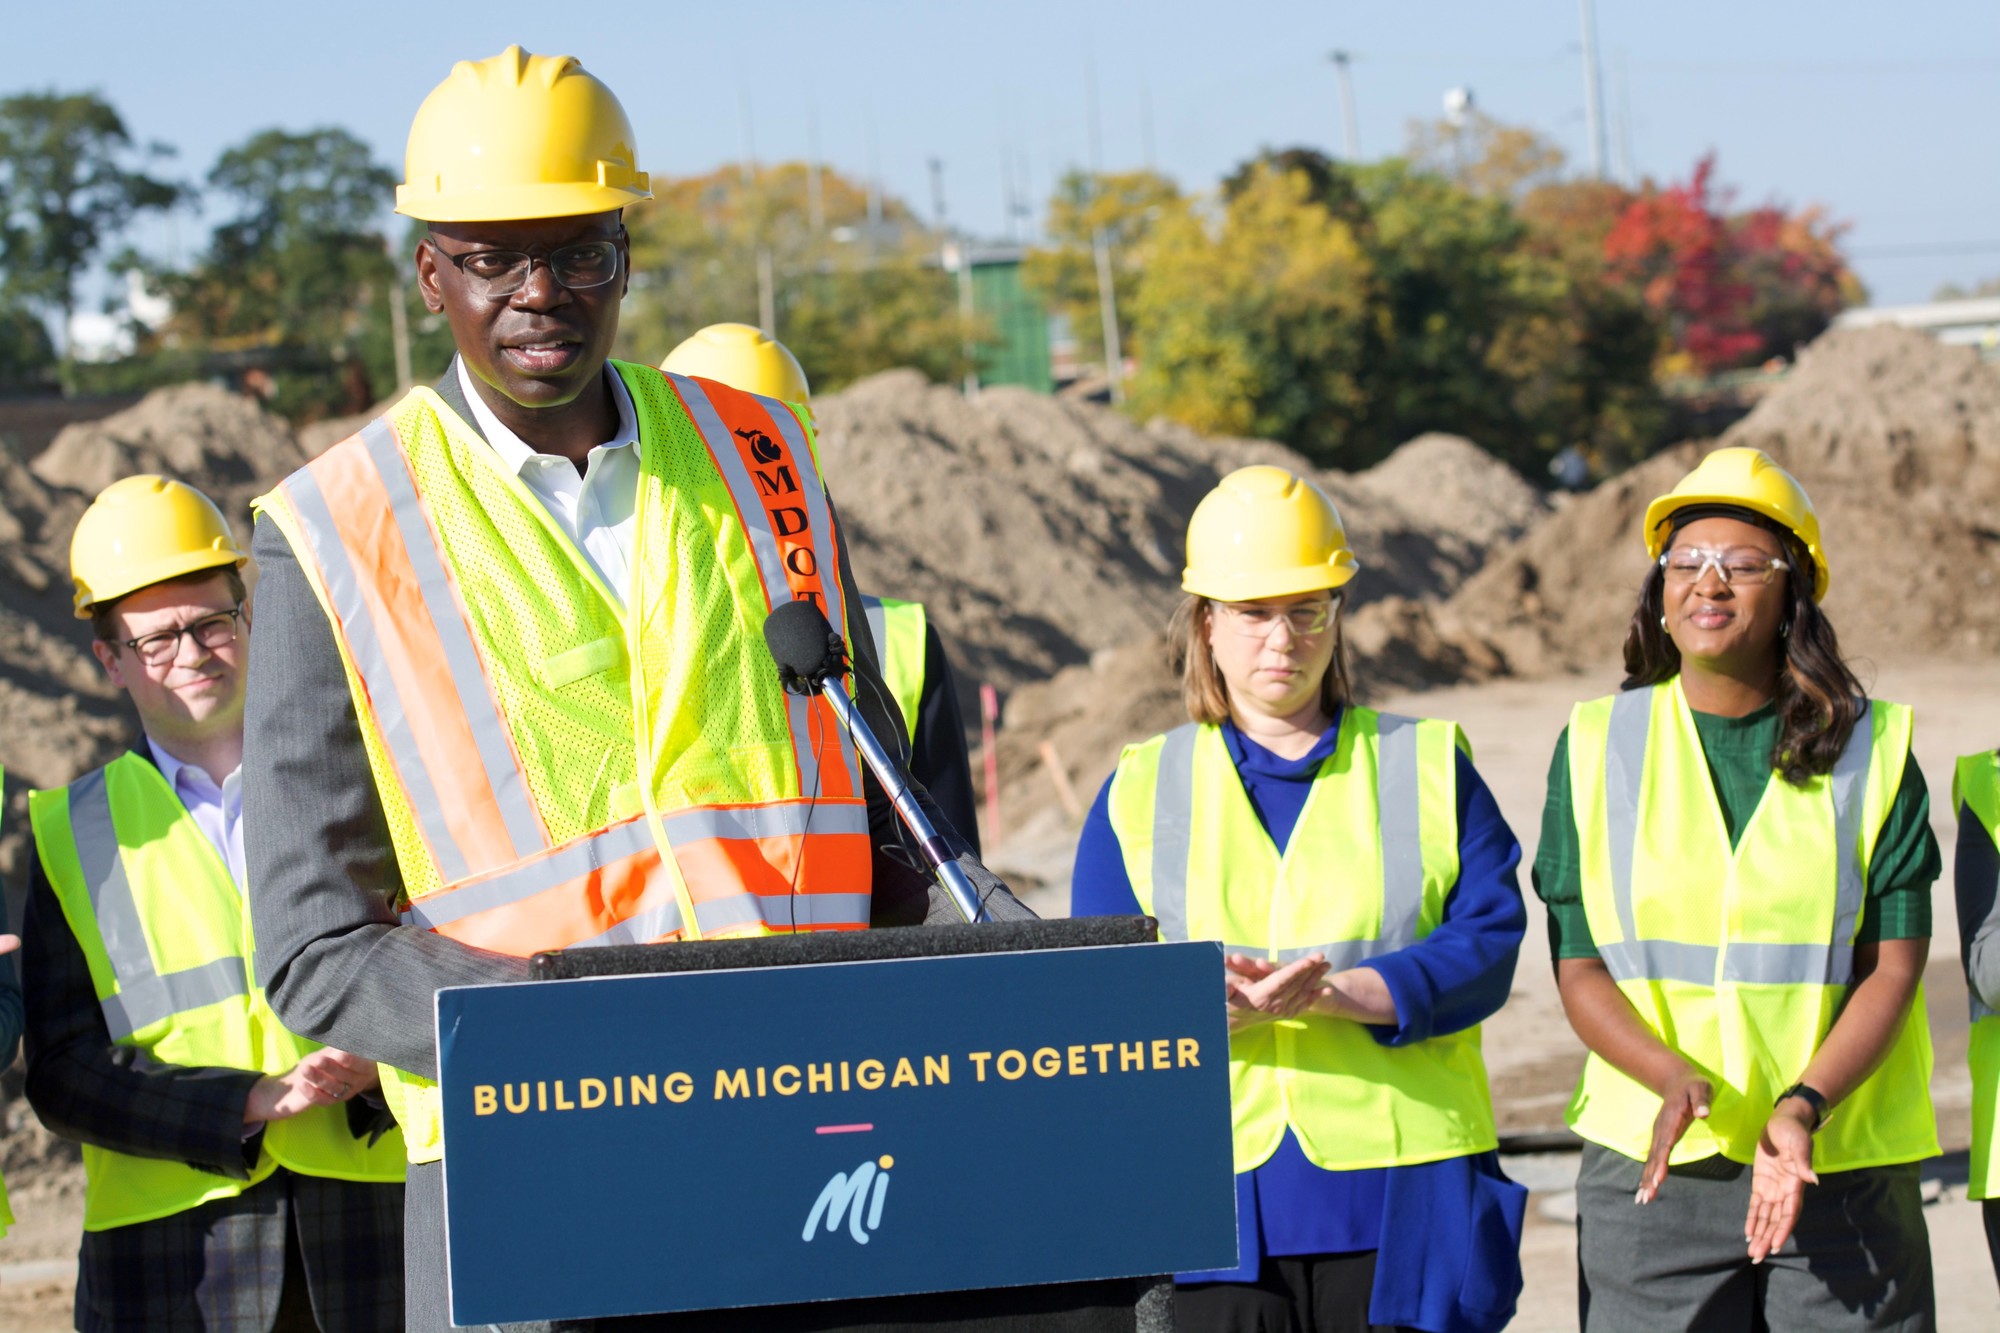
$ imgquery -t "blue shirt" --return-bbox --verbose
[1071,713,1528,1333]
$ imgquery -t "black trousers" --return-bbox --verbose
[1176,1253,1411,1333]
[1985,1199,2000,1292]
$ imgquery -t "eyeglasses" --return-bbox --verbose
[120,607,243,667]
[431,237,623,299]
[1660,546,1790,588]
[1211,596,1339,639]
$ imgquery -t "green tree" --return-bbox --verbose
[0,91,179,387]
[0,299,55,391]
[619,163,988,393]
[147,128,395,418]
[1020,169,1181,368]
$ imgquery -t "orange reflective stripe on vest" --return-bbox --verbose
[666,372,861,800]
[281,419,547,881]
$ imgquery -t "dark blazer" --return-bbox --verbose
[242,364,1029,1332]
[20,752,404,1333]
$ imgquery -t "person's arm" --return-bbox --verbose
[1069,778,1142,918]
[21,848,264,1175]
[244,518,529,1080]
[1337,750,1526,1045]
[1957,800,2000,1009]
[904,623,981,857]
[0,876,22,1067]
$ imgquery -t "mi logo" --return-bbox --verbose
[803,1155,893,1244]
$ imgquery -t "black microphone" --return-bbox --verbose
[763,600,991,923]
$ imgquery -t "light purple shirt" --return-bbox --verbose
[147,739,245,888]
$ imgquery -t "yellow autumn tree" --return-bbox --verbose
[1126,164,1373,444]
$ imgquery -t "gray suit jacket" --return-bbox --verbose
[243,366,1023,1089]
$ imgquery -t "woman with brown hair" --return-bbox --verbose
[1072,466,1528,1333]
[1534,447,1940,1330]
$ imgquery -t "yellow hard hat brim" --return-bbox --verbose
[75,548,250,618]
[394,179,651,223]
[1182,554,1360,604]
[1643,493,1830,601]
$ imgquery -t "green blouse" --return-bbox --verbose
[1532,700,1938,960]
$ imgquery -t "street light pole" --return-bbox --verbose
[1328,51,1360,160]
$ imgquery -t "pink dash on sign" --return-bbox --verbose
[815,1123,874,1135]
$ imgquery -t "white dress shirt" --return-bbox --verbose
[147,739,246,888]
[455,358,641,606]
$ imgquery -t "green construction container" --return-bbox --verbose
[969,252,1053,393]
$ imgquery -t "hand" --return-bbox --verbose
[1746,1100,1819,1262]
[245,1048,380,1124]
[1636,1067,1714,1204]
[0,934,18,955]
[1224,953,1330,1032]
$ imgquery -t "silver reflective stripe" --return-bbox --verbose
[1598,938,1718,987]
[284,469,470,884]
[1724,941,1837,986]
[693,892,771,934]
[1603,687,1655,961]
[1374,714,1425,947]
[359,420,545,862]
[1820,713,1875,986]
[660,802,870,845]
[407,817,658,930]
[665,372,821,796]
[758,893,873,930]
[1148,725,1200,942]
[1272,941,1390,970]
[101,956,252,1043]
[861,596,889,665]
[69,770,250,1040]
[1975,995,1998,1022]
[568,898,687,949]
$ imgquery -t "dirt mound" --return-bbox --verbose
[815,373,1543,695]
[31,383,305,502]
[1436,325,2000,677]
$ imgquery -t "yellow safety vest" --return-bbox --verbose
[1954,750,2000,1198]
[255,362,871,1162]
[30,754,405,1230]
[1566,679,1936,1171]
[861,595,927,745]
[1107,710,1499,1173]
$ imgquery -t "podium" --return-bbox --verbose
[435,917,1237,1329]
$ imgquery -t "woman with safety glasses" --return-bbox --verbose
[1072,466,1528,1333]
[1535,447,1940,1330]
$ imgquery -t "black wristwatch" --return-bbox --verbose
[1776,1082,1828,1130]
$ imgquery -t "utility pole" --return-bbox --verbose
[865,111,884,234]
[1084,52,1124,404]
[1328,50,1360,160]
[1578,0,1607,179]
[930,158,978,397]
[806,102,824,233]
[757,248,776,337]
[389,265,413,390]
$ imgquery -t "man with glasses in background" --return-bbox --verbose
[21,475,406,1333]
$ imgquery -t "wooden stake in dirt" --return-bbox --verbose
[1039,740,1084,824]
[980,683,1002,843]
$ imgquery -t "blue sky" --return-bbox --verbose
[8,1,1998,307]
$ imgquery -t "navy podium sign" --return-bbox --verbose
[437,941,1237,1325]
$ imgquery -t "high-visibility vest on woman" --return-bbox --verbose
[254,362,871,1160]
[1566,679,1936,1171]
[861,595,926,745]
[1107,710,1498,1173]
[1954,750,2000,1198]
[30,754,407,1230]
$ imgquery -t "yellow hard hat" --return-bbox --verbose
[661,323,812,404]
[70,475,249,618]
[1642,446,1829,600]
[1182,465,1359,602]
[395,46,652,223]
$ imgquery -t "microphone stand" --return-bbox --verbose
[810,677,993,925]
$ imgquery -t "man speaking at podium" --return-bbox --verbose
[241,47,1025,1331]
